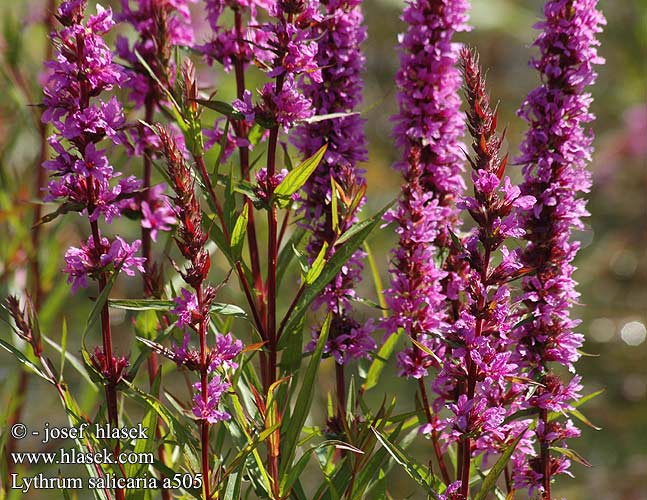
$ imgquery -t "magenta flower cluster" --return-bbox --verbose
[42,1,145,290]
[172,326,243,423]
[29,0,607,496]
[225,0,322,130]
[117,0,195,109]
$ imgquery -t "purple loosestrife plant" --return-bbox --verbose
[1,0,612,496]
[384,0,469,485]
[41,2,146,498]
[513,1,606,497]
[434,49,536,498]
[294,0,375,377]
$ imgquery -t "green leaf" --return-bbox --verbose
[133,51,183,124]
[279,314,332,479]
[248,123,265,147]
[42,334,97,389]
[273,144,327,208]
[125,377,160,479]
[305,242,328,285]
[194,98,244,119]
[206,215,254,286]
[573,388,606,409]
[280,440,362,496]
[228,393,273,496]
[548,388,606,424]
[473,430,526,500]
[352,421,404,496]
[108,298,247,318]
[371,427,440,497]
[279,202,392,347]
[364,241,388,316]
[82,267,120,346]
[134,310,158,340]
[362,330,403,392]
[568,407,602,430]
[410,336,444,366]
[228,422,281,473]
[212,118,230,179]
[224,164,237,234]
[122,380,195,449]
[330,177,339,233]
[224,467,244,500]
[32,200,84,227]
[334,199,394,247]
[231,203,249,260]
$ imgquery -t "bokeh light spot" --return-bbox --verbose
[620,321,646,346]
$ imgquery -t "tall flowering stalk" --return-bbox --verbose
[116,6,191,495]
[157,125,243,500]
[237,2,324,492]
[223,0,326,378]
[199,0,274,327]
[433,49,536,498]
[385,0,469,485]
[41,2,146,498]
[293,0,374,416]
[514,1,605,497]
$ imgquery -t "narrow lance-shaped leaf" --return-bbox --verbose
[550,446,593,468]
[194,98,244,120]
[231,203,249,260]
[0,339,51,384]
[371,427,441,497]
[42,333,96,388]
[362,330,402,394]
[305,241,328,285]
[273,144,328,208]
[108,298,247,318]
[277,226,306,288]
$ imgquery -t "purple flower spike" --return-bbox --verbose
[116,0,196,111]
[513,0,606,494]
[43,1,145,290]
[385,0,469,350]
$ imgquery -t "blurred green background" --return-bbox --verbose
[0,0,645,498]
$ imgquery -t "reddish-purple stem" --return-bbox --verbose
[418,378,451,485]
[196,285,212,500]
[233,10,262,291]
